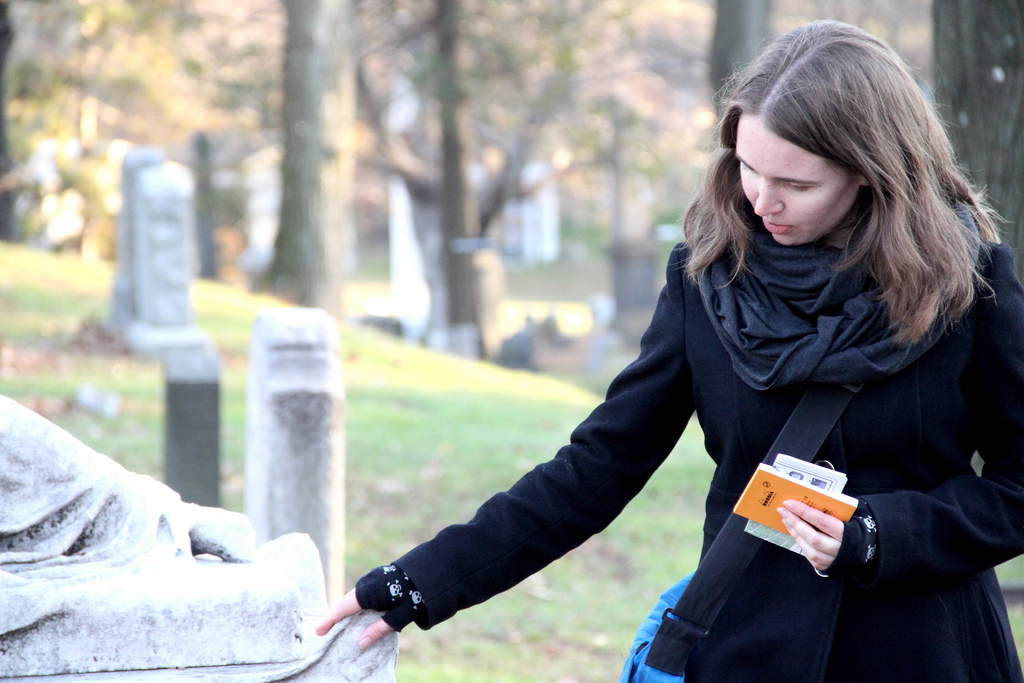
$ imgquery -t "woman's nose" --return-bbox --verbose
[752,185,782,217]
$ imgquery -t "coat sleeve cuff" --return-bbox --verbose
[826,501,878,579]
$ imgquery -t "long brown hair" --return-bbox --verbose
[683,20,999,344]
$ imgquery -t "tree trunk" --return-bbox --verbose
[608,98,657,345]
[316,0,356,316]
[934,0,1024,279]
[435,0,484,357]
[710,0,772,103]
[272,0,353,314]
[0,3,17,243]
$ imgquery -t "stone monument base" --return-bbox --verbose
[1,610,398,683]
[1,561,304,676]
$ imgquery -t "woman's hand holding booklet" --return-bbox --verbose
[734,455,858,553]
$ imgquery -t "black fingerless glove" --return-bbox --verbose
[355,564,428,631]
[824,501,878,576]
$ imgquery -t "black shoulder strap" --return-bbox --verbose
[644,383,860,676]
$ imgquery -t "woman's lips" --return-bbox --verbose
[763,220,793,235]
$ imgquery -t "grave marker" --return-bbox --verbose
[109,147,163,329]
[246,308,346,604]
[113,154,212,358]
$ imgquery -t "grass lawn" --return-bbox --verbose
[2,241,1024,681]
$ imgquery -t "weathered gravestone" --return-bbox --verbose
[125,157,211,357]
[500,161,560,265]
[108,147,211,358]
[0,393,396,682]
[246,308,346,605]
[388,175,431,343]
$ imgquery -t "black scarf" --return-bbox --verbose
[698,225,947,391]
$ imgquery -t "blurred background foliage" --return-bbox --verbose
[1,0,935,266]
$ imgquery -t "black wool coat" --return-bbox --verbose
[397,241,1024,683]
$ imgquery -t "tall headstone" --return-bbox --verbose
[246,308,346,605]
[501,162,560,265]
[164,347,221,508]
[124,159,211,357]
[388,176,430,341]
[387,74,437,345]
[109,147,163,329]
[237,146,282,290]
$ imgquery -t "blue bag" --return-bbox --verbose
[618,572,694,683]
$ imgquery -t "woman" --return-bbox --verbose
[318,21,1024,681]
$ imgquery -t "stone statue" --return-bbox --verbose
[0,394,396,681]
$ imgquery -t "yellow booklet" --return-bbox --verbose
[733,463,858,535]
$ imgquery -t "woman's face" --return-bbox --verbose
[735,114,867,246]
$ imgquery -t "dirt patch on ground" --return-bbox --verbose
[68,319,131,355]
[0,342,63,377]
[11,394,76,419]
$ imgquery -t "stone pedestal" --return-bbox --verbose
[1,534,396,682]
[1,561,305,676]
[471,247,506,360]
